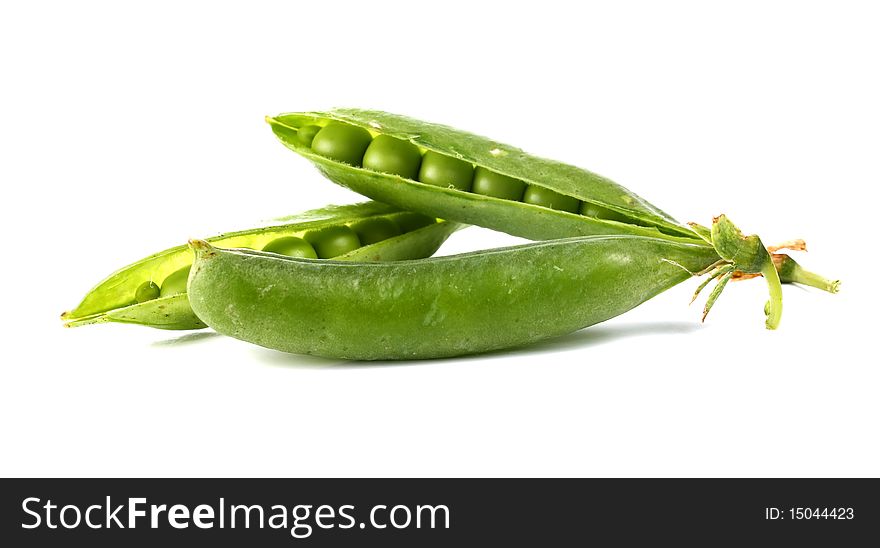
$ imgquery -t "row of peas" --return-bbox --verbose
[297,121,631,222]
[132,212,435,304]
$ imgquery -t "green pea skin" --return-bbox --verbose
[135,281,160,303]
[160,266,191,297]
[471,167,526,201]
[267,110,707,242]
[523,186,581,213]
[580,202,631,223]
[362,135,422,179]
[417,151,474,191]
[63,202,464,330]
[187,236,721,360]
[262,237,318,258]
[296,124,322,147]
[352,218,401,245]
[393,212,436,233]
[310,122,373,166]
[304,226,361,258]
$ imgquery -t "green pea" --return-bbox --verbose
[580,202,630,223]
[305,226,361,258]
[471,167,526,201]
[135,281,160,303]
[417,151,474,191]
[296,124,322,147]
[262,236,318,258]
[362,135,422,179]
[310,122,372,166]
[352,217,402,245]
[523,186,581,213]
[160,266,191,297]
[393,212,436,233]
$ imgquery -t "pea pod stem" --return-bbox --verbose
[760,259,784,329]
[772,254,841,294]
[705,215,785,329]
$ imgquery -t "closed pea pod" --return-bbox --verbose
[186,236,722,360]
[62,201,462,330]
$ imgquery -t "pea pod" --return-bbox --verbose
[62,202,461,330]
[266,109,699,243]
[187,235,723,360]
[268,110,841,329]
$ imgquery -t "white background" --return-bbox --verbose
[1,1,877,477]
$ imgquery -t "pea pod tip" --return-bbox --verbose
[188,239,217,259]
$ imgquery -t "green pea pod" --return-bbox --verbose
[266,110,698,242]
[62,202,461,330]
[267,111,839,329]
[186,236,721,360]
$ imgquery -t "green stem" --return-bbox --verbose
[791,268,841,293]
[774,254,840,294]
[761,260,783,330]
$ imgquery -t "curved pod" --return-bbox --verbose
[266,111,840,330]
[63,202,461,330]
[267,109,699,243]
[187,236,720,360]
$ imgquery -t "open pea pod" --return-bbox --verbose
[62,202,461,330]
[266,109,699,243]
[267,110,839,329]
